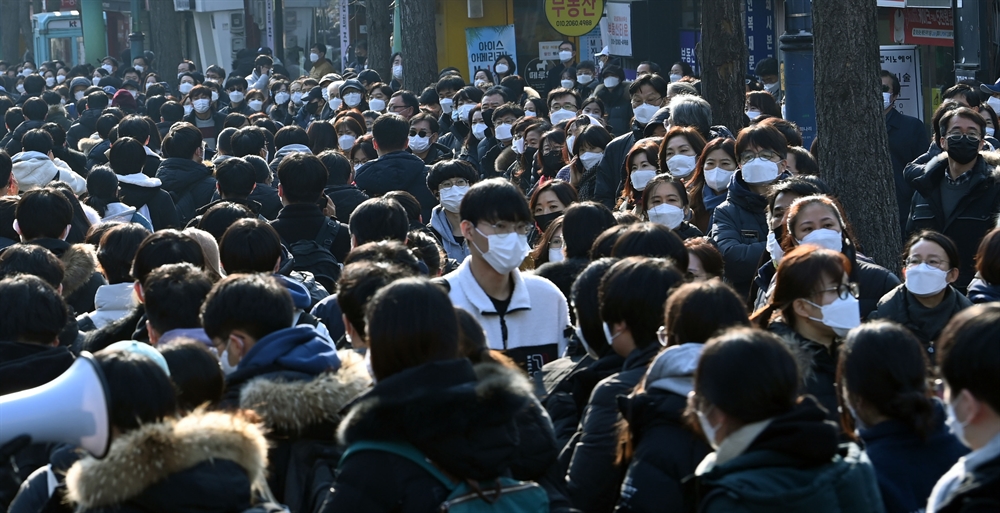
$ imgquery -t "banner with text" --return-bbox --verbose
[880,45,924,121]
[466,25,518,81]
[606,2,632,57]
[746,0,775,76]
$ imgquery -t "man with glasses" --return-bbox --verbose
[547,87,582,125]
[906,107,1000,291]
[427,160,479,262]
[881,69,929,231]
[444,178,570,375]
[408,112,453,165]
[387,90,419,120]
[354,113,437,221]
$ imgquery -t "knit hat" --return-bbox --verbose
[70,77,91,91]
[103,341,171,376]
[111,89,137,111]
[340,79,364,95]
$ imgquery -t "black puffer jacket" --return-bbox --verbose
[324,184,369,222]
[67,109,101,151]
[155,157,217,226]
[117,174,180,230]
[317,359,559,512]
[4,120,45,155]
[543,350,626,449]
[867,284,973,361]
[768,320,840,422]
[354,150,438,221]
[595,126,640,209]
[709,171,769,299]
[594,82,632,137]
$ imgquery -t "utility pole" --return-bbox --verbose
[81,0,107,66]
[129,0,144,63]
[780,0,815,149]
[954,0,991,83]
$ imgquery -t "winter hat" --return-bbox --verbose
[103,341,171,376]
[340,79,364,96]
[70,77,91,91]
[111,89,137,111]
[319,73,341,86]
[644,342,704,396]
[305,86,323,103]
[644,106,672,138]
[358,69,381,85]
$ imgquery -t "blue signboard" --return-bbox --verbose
[679,30,701,76]
[746,0,775,76]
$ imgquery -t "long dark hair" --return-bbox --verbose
[750,245,851,329]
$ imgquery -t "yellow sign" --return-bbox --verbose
[545,0,604,37]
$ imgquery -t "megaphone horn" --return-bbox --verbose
[0,351,112,458]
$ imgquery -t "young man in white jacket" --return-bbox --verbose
[10,128,86,195]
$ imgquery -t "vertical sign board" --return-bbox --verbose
[580,26,604,61]
[340,0,350,70]
[679,30,701,76]
[466,25,518,82]
[264,0,275,51]
[745,0,775,76]
[880,45,924,122]
[545,0,605,37]
[606,2,632,57]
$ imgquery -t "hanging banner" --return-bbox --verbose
[891,8,953,47]
[606,2,632,57]
[466,25,518,82]
[264,0,275,51]
[340,0,350,70]
[745,0,776,76]
[880,45,924,121]
[679,30,701,76]
[545,0,605,37]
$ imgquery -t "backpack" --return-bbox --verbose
[339,440,549,513]
[287,219,341,291]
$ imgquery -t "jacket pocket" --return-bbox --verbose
[910,203,934,221]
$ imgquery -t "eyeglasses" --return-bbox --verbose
[409,129,430,138]
[439,178,469,188]
[946,133,981,143]
[739,149,781,165]
[905,257,950,270]
[819,282,860,300]
[389,103,410,112]
[481,221,530,236]
[630,96,663,107]
[551,103,578,112]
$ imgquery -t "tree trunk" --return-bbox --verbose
[814,0,900,270]
[147,2,187,89]
[699,0,747,134]
[366,0,392,83]
[399,0,437,92]
[0,0,21,63]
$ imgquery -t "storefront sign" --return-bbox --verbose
[606,2,632,57]
[679,30,701,76]
[880,45,924,121]
[539,41,562,61]
[545,0,605,37]
[891,8,953,47]
[580,26,604,62]
[746,0,776,76]
[524,58,548,92]
[465,25,518,81]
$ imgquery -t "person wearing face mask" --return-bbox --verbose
[710,124,789,298]
[565,123,612,202]
[547,87,582,127]
[868,231,972,355]
[616,280,749,513]
[620,140,660,213]
[685,327,883,513]
[221,77,253,116]
[926,304,1000,513]
[182,85,226,153]
[338,79,368,113]
[564,257,685,513]
[688,137,738,234]
[658,126,706,185]
[243,89,266,114]
[750,245,861,422]
[905,107,1000,293]
[527,179,576,250]
[754,57,783,102]
[640,174,703,240]
[437,86,484,156]
[425,160,478,262]
[478,101,523,180]
[835,322,969,513]
[505,119,546,194]
[293,86,328,129]
[268,81,293,125]
[572,60,598,99]
[492,54,516,84]
[442,178,570,373]
[407,112,453,166]
[593,65,631,137]
[308,42,336,80]
[546,41,577,96]
[880,70,929,231]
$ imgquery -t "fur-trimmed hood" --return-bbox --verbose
[338,359,534,480]
[239,349,371,433]
[66,410,269,510]
[981,149,1000,167]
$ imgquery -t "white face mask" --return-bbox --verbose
[45,77,55,87]
[630,170,657,191]
[456,103,474,122]
[566,135,577,156]
[511,137,525,155]
[338,134,356,151]
[369,98,386,112]
[440,98,454,114]
[746,109,762,120]
[741,157,780,184]
[905,263,950,296]
[475,79,487,88]
[439,185,468,213]
[310,52,320,63]
[604,77,620,89]
[127,89,138,99]
[495,63,509,74]
[354,163,363,172]
[550,108,576,125]
[330,97,343,111]
[577,74,593,85]
[102,64,113,74]
[561,79,575,89]
[343,92,362,107]
[473,228,530,275]
[988,96,1000,115]
[363,348,376,383]
[695,407,721,449]
[883,92,893,110]
[133,65,143,73]
[805,295,861,338]
[580,151,603,170]
[633,103,660,125]
[945,398,970,446]
[495,123,513,140]
[179,82,194,94]
[409,135,431,153]
[193,98,210,113]
[321,88,331,102]
[666,154,697,178]
[74,90,85,101]
[92,76,102,86]
[392,64,403,78]
[559,50,573,62]
[183,104,193,116]
[219,345,238,375]
[472,123,488,140]
[524,110,537,118]
[211,91,219,102]
[576,325,601,360]
[704,168,735,191]
[988,127,996,138]
[291,91,304,104]
[248,99,263,112]
[549,247,565,263]
[16,84,25,94]
[648,203,685,230]
[764,81,780,95]
[766,230,784,265]
[56,75,66,84]
[274,91,290,105]
[796,228,843,253]
[669,73,683,83]
[602,322,622,346]
[229,90,245,103]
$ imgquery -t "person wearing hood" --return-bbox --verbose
[685,327,883,513]
[565,257,685,513]
[76,222,149,332]
[156,123,217,225]
[751,245,860,422]
[409,112,454,166]
[594,73,668,209]
[202,274,362,505]
[837,322,968,513]
[268,124,313,177]
[967,226,1000,303]
[10,128,86,195]
[426,159,477,262]
[710,124,788,298]
[82,112,120,173]
[108,139,179,230]
[354,113,438,221]
[616,280,750,513]
[318,149,369,222]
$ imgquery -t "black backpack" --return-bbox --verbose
[287,219,341,292]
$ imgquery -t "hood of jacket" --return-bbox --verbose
[645,342,703,396]
[273,273,312,310]
[355,150,427,189]
[86,138,111,160]
[239,349,370,433]
[156,157,213,192]
[65,410,268,510]
[737,396,839,465]
[11,151,64,188]
[92,282,137,313]
[968,277,1000,304]
[274,143,312,160]
[338,359,534,480]
[77,107,102,129]
[236,325,341,377]
[618,387,689,441]
[726,170,769,212]
[910,152,999,196]
[29,238,98,297]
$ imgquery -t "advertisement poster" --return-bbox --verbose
[466,25,518,81]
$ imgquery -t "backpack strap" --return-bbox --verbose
[340,440,455,490]
[315,218,340,248]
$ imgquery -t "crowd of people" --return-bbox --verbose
[0,40,999,513]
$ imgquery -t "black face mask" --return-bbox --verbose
[535,211,561,233]
[305,102,320,115]
[522,146,538,167]
[542,152,564,172]
[945,135,981,165]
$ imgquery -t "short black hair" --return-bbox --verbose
[230,126,266,158]
[0,244,64,288]
[162,122,203,159]
[15,188,73,240]
[419,86,440,107]
[277,153,328,204]
[628,73,668,98]
[562,201,617,259]
[201,273,294,342]
[94,348,178,432]
[4,107,23,133]
[97,223,151,284]
[95,113,120,140]
[144,263,214,335]
[224,113,249,129]
[0,151,10,191]
[483,86,509,103]
[159,339,224,411]
[436,76,465,95]
[383,191,422,224]
[337,261,415,338]
[40,122,67,148]
[215,157,257,199]
[426,159,478,193]
[109,137,146,176]
[21,128,53,154]
[409,112,440,135]
[198,201,254,242]
[663,280,749,345]
[599,256,684,349]
[371,113,409,152]
[459,178,532,226]
[571,258,619,356]
[160,101,183,123]
[275,125,309,148]
[406,229,443,275]
[349,197,409,245]
[611,222,690,270]
[0,274,68,344]
[880,69,900,96]
[938,304,1000,414]
[22,97,48,121]
[87,90,110,110]
[344,240,422,274]
[131,229,206,284]
[317,149,353,185]
[117,114,150,143]
[219,218,282,273]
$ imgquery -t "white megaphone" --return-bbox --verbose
[0,352,111,458]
